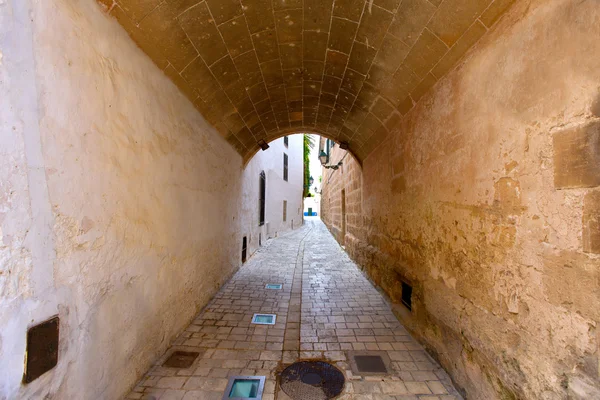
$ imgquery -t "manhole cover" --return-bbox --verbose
[163,351,199,368]
[280,361,345,400]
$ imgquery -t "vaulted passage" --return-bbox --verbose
[1,0,599,399]
[99,0,514,161]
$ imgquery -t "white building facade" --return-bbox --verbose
[240,135,304,259]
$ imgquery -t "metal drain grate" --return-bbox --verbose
[279,361,345,400]
[163,351,200,368]
[348,351,391,375]
[355,356,387,373]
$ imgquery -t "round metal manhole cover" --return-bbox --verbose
[280,361,345,400]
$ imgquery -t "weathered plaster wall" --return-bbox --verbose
[241,135,304,257]
[0,0,243,399]
[321,0,600,398]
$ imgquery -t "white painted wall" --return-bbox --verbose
[0,0,243,398]
[304,195,321,216]
[241,136,304,257]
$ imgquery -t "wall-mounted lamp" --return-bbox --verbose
[323,161,343,170]
[339,141,349,150]
[319,150,342,169]
[318,150,328,165]
[258,140,269,151]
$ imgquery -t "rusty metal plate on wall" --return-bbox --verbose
[23,316,59,383]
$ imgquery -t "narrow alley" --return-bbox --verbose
[127,219,462,400]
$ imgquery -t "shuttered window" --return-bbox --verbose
[259,171,266,226]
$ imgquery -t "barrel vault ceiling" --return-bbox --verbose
[99,0,514,161]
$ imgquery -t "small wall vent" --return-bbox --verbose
[401,282,413,311]
[242,236,247,263]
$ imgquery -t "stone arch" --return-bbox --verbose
[101,0,515,163]
[242,127,362,167]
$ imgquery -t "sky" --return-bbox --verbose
[308,134,322,193]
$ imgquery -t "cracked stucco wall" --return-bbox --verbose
[320,0,600,399]
[0,0,243,398]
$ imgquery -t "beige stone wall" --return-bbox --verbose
[320,0,600,398]
[0,0,243,398]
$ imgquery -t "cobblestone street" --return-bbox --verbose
[127,218,463,400]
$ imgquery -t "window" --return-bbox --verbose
[284,136,289,147]
[259,171,266,226]
[283,153,288,181]
[283,200,287,222]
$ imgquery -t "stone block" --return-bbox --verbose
[404,29,449,79]
[303,0,334,31]
[210,56,240,88]
[583,190,600,253]
[275,9,303,43]
[428,0,492,47]
[348,42,378,75]
[219,16,254,58]
[355,4,393,49]
[252,30,279,63]
[388,0,436,46]
[373,34,411,73]
[241,0,275,33]
[205,0,243,24]
[553,121,600,189]
[177,2,227,67]
[303,31,328,62]
[411,73,438,102]
[432,20,487,79]
[333,0,365,22]
[480,0,516,28]
[118,0,161,23]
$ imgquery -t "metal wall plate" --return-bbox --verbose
[23,316,59,383]
[251,314,276,325]
[347,351,392,375]
[223,375,266,400]
[265,284,282,290]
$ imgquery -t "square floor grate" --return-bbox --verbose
[163,351,200,368]
[355,355,387,373]
[348,351,391,375]
[251,314,276,325]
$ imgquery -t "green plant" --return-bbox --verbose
[303,134,315,197]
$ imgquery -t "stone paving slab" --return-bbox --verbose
[126,218,463,400]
